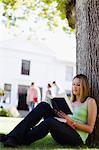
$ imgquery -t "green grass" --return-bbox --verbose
[0,134,88,150]
[0,117,98,150]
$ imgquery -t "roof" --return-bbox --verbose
[0,37,56,58]
[0,36,76,64]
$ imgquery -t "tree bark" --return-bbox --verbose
[76,0,99,146]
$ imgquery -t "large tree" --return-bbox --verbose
[76,0,99,146]
[0,0,99,146]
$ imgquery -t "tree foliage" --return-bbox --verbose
[0,0,76,30]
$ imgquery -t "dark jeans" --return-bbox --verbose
[7,102,83,146]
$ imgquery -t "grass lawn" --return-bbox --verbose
[0,117,97,150]
[0,134,88,150]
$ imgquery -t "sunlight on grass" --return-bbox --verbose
[0,117,23,133]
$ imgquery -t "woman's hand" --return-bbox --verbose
[57,110,67,119]
[57,110,76,129]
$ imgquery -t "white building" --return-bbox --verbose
[0,37,76,110]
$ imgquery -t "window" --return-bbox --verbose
[65,66,73,81]
[21,60,30,75]
[3,84,12,103]
[4,84,11,91]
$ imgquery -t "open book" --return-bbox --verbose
[51,93,73,115]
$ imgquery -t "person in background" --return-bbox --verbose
[26,82,38,111]
[34,85,41,107]
[44,83,52,106]
[1,74,97,147]
[52,81,60,97]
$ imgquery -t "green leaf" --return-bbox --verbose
[0,0,76,32]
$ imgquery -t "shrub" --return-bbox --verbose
[0,108,12,117]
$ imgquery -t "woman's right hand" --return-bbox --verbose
[57,110,76,129]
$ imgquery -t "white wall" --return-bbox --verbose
[0,42,76,109]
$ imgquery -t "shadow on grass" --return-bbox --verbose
[0,134,89,150]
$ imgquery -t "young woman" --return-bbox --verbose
[1,74,97,147]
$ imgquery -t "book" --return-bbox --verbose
[51,93,73,115]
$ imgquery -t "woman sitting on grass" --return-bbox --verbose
[0,74,97,147]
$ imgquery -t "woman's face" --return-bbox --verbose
[72,78,81,96]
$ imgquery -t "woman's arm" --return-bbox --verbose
[57,111,76,129]
[57,98,97,133]
[74,98,97,133]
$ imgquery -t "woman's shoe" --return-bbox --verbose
[4,138,18,148]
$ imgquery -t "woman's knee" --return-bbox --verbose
[37,102,51,110]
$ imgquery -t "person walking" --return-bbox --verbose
[1,74,97,148]
[26,82,38,111]
[44,83,53,106]
[52,81,60,97]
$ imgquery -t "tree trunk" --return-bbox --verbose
[76,0,99,146]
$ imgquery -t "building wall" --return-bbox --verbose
[0,41,76,109]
